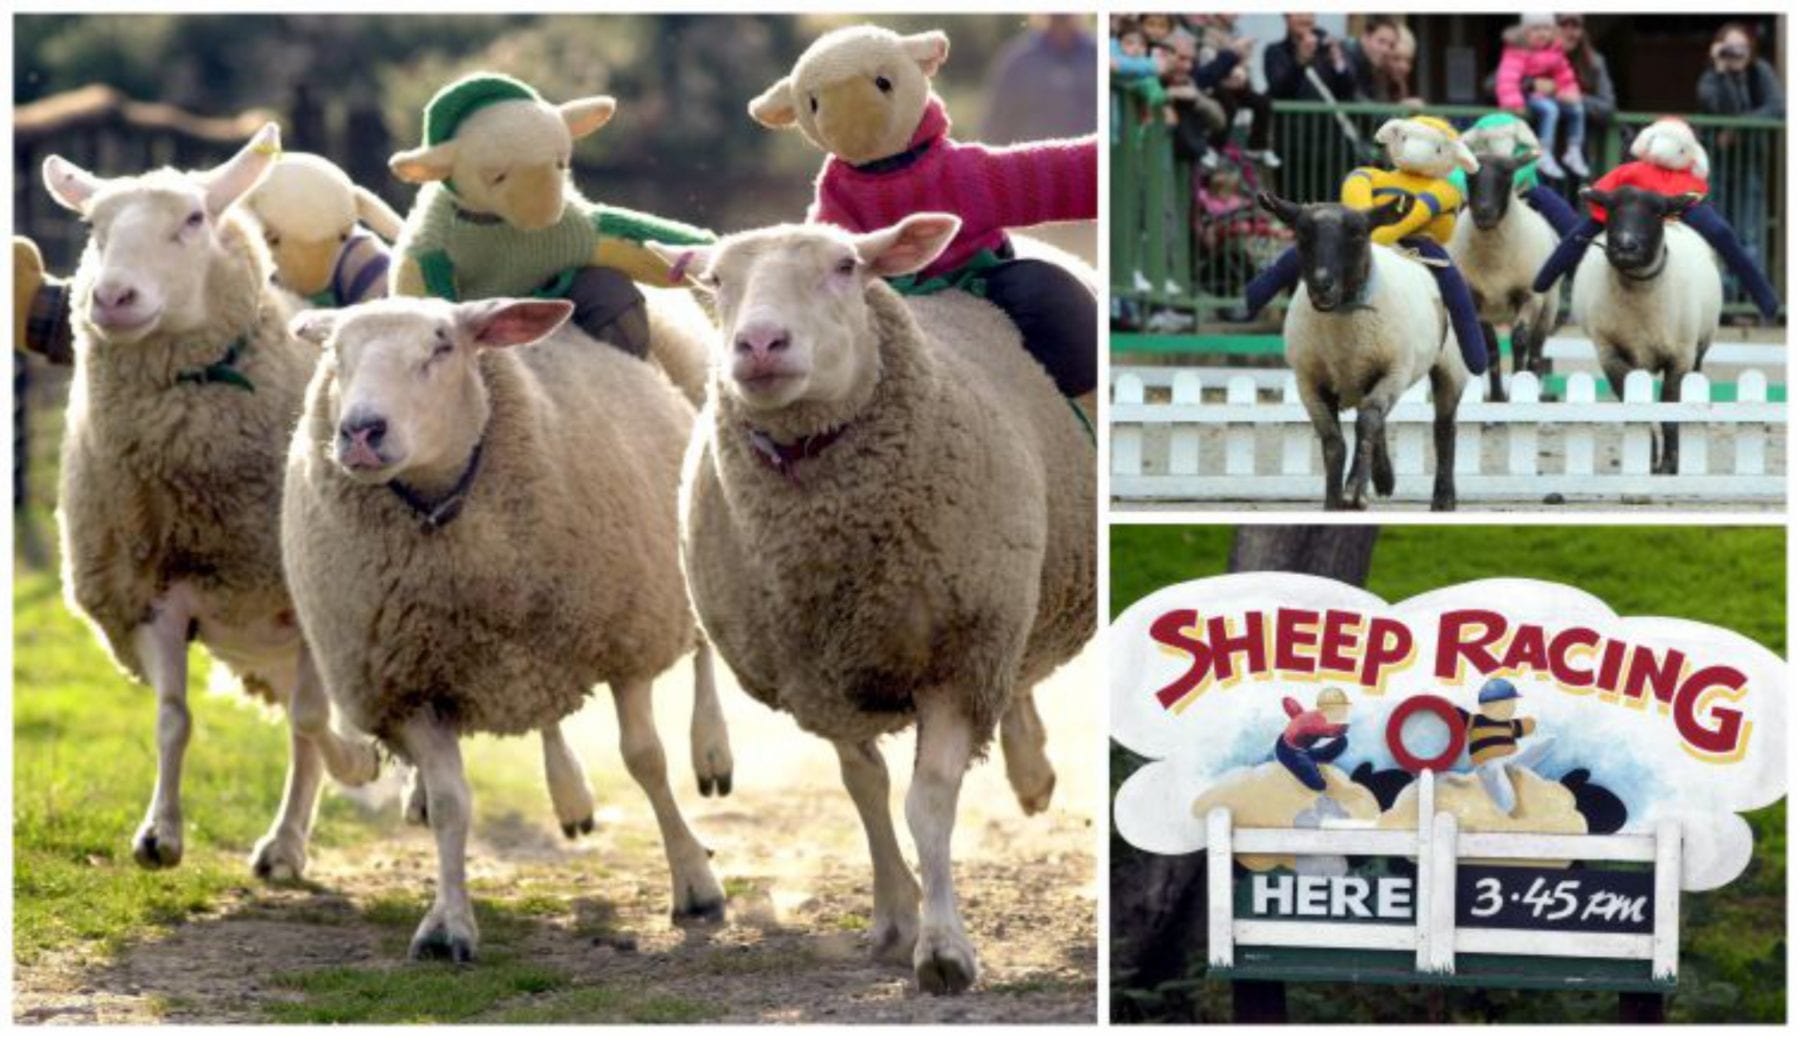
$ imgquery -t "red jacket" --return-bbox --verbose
[1586,160,1710,222]
[809,99,1098,280]
[1281,696,1348,748]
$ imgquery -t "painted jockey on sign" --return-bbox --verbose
[1459,677,1557,815]
[1275,687,1352,792]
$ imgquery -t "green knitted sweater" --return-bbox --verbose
[404,182,714,301]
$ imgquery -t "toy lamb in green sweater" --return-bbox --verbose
[389,73,714,357]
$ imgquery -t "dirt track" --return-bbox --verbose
[13,647,1100,1025]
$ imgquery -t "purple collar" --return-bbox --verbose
[744,423,847,484]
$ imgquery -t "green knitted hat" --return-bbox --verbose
[422,73,541,146]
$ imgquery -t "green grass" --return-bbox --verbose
[492,985,718,1024]
[266,960,568,1024]
[11,563,371,965]
[1108,524,1787,1023]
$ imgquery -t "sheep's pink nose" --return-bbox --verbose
[93,282,139,311]
[733,321,791,360]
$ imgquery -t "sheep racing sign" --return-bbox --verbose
[1112,574,1786,992]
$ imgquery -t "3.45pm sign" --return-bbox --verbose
[1113,575,1786,994]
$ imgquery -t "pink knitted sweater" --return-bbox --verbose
[808,99,1098,281]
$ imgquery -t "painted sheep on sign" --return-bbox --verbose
[1111,573,1785,892]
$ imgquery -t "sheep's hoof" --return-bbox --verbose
[670,895,726,926]
[914,931,978,996]
[409,923,476,964]
[871,915,919,965]
[697,771,733,797]
[249,833,307,883]
[132,822,182,870]
[560,816,596,840]
[695,741,734,798]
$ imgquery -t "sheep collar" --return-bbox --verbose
[1614,243,1670,283]
[388,438,486,532]
[173,335,254,394]
[744,423,848,485]
[848,99,950,174]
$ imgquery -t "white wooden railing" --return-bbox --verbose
[1206,770,1682,981]
[1112,367,1784,504]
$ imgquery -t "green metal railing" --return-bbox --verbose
[1111,93,1786,322]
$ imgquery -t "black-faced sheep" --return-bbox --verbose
[649,214,1095,994]
[282,295,724,962]
[40,125,379,881]
[1449,151,1560,401]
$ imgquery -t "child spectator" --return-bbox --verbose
[1192,14,1280,168]
[1496,13,1589,179]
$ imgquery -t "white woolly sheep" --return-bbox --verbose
[1571,186,1722,473]
[282,294,724,962]
[244,151,403,306]
[41,124,379,881]
[1449,151,1559,402]
[649,214,1096,995]
[1258,193,1469,511]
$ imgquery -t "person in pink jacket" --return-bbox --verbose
[1496,13,1589,179]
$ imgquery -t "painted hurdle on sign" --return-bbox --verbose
[1110,368,1784,503]
[1205,770,1683,986]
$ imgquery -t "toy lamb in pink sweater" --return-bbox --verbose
[751,24,1100,398]
[1495,13,1588,179]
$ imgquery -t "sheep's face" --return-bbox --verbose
[42,124,282,344]
[1374,118,1477,180]
[1632,121,1706,176]
[1583,186,1699,274]
[291,297,572,484]
[248,158,358,297]
[750,27,947,165]
[390,97,614,232]
[1259,193,1407,313]
[650,214,962,414]
[1466,153,1536,231]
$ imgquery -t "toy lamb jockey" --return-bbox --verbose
[1454,112,1580,236]
[1274,687,1352,793]
[1531,116,1779,317]
[1244,115,1491,374]
[750,25,1100,398]
[13,151,403,367]
[1460,677,1556,816]
[389,73,714,358]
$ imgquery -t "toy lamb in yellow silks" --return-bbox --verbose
[1246,115,1490,375]
[15,151,402,367]
[749,26,1100,397]
[388,73,714,358]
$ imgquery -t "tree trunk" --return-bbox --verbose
[1110,524,1380,1015]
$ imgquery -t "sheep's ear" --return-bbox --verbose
[201,123,282,217]
[353,186,405,240]
[1373,118,1407,149]
[644,241,717,290]
[1511,121,1542,151]
[458,298,574,349]
[1256,191,1301,226]
[749,78,798,129]
[42,155,107,214]
[850,212,961,277]
[1367,194,1409,228]
[1628,125,1652,160]
[560,96,616,140]
[1688,145,1709,179]
[389,140,458,185]
[1579,188,1614,211]
[289,308,338,346]
[1451,139,1479,174]
[900,31,951,77]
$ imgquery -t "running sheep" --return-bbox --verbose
[281,294,725,962]
[41,125,379,881]
[650,214,1096,995]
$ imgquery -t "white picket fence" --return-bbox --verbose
[1206,770,1682,982]
[1112,366,1785,503]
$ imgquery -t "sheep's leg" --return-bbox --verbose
[1000,690,1055,815]
[610,676,726,923]
[1657,363,1686,475]
[908,692,979,995]
[1483,322,1507,402]
[541,724,596,839]
[1428,365,1461,512]
[131,601,194,869]
[1302,385,1347,510]
[689,640,734,797]
[249,710,325,882]
[398,710,477,962]
[290,644,380,787]
[834,739,921,964]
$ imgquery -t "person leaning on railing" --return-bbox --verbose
[1695,22,1783,319]
[1264,14,1358,103]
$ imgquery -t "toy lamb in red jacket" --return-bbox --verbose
[750,24,1100,397]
